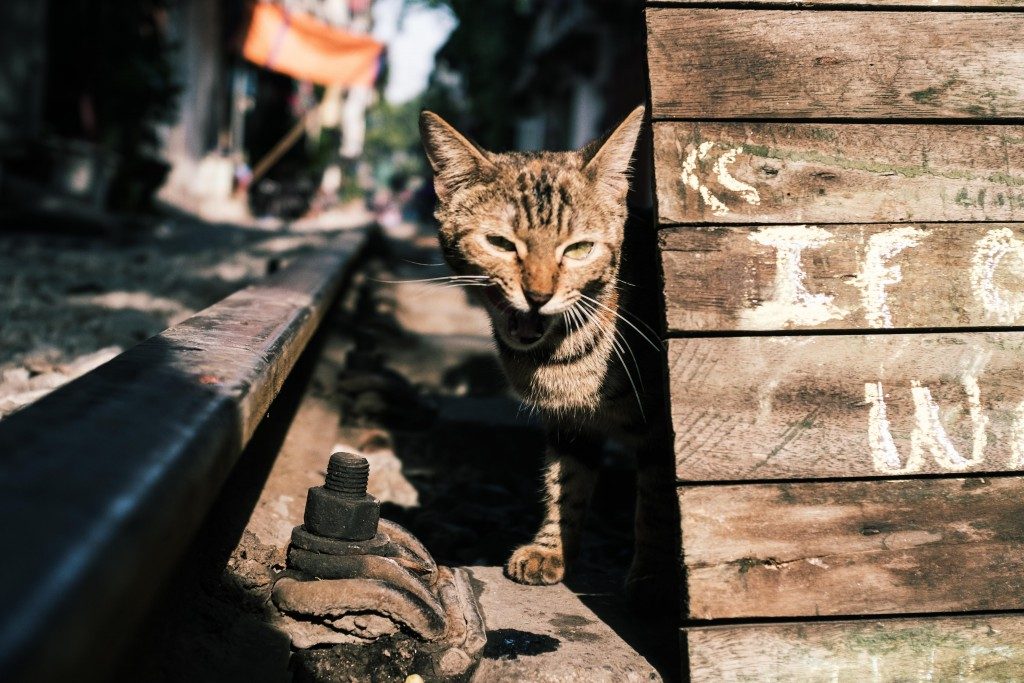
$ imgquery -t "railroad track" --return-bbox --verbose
[0,228,373,682]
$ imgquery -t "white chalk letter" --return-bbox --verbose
[850,227,929,328]
[713,147,760,206]
[866,382,922,474]
[740,225,848,329]
[971,228,1024,324]
[866,357,989,474]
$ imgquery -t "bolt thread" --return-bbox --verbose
[324,452,369,496]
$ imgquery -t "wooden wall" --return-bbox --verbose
[645,2,1024,680]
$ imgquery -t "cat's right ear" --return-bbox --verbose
[419,111,495,202]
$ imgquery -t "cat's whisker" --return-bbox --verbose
[575,298,646,398]
[435,282,494,288]
[606,294,662,342]
[613,329,645,392]
[371,275,493,285]
[401,259,448,267]
[578,293,660,352]
[584,309,645,419]
[568,303,586,338]
[585,286,661,341]
[586,303,645,390]
[398,280,495,303]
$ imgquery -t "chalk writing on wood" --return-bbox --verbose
[661,224,1024,332]
[669,334,1024,480]
[653,124,1024,224]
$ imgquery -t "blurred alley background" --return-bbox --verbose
[0,3,673,678]
[0,0,648,416]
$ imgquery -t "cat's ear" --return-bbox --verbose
[582,105,645,199]
[419,111,496,202]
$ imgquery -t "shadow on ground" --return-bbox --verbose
[330,227,680,680]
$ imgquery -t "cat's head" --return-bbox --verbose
[419,106,644,351]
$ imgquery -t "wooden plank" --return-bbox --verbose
[646,9,1024,120]
[669,334,1024,481]
[661,223,1024,332]
[686,615,1024,682]
[0,230,369,682]
[656,0,1024,6]
[653,123,1024,224]
[681,477,1024,619]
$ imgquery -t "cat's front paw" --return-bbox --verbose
[505,544,565,585]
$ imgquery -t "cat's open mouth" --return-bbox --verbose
[505,309,550,347]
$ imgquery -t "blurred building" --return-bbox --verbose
[429,0,650,205]
[159,1,235,202]
[0,1,47,150]
[0,0,391,224]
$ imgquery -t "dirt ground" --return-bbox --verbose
[0,203,370,418]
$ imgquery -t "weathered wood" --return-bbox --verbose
[653,123,1024,224]
[0,230,369,681]
[681,477,1024,619]
[670,334,1024,481]
[647,9,1024,120]
[657,0,1024,5]
[661,223,1024,332]
[686,615,1024,682]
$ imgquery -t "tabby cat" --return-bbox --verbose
[419,106,677,604]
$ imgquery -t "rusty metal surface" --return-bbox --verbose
[0,229,370,682]
[271,452,486,679]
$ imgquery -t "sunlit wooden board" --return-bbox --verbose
[652,123,1024,224]
[681,477,1024,619]
[669,334,1024,480]
[660,223,1024,332]
[686,615,1024,681]
[647,9,1024,119]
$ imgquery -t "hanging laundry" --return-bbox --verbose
[243,3,383,87]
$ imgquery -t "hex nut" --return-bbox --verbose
[304,486,380,541]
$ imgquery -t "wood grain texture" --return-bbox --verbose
[647,9,1024,120]
[670,334,1024,481]
[681,477,1024,619]
[686,615,1024,682]
[657,0,1024,5]
[661,223,1024,332]
[653,123,1024,224]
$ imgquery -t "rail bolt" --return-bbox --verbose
[303,452,380,541]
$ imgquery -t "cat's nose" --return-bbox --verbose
[524,289,553,308]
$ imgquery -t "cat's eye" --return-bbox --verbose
[486,235,518,253]
[563,241,594,260]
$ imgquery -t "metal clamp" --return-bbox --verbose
[271,453,485,678]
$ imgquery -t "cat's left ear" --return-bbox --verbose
[582,105,645,199]
[420,111,496,202]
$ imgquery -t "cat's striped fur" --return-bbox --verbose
[420,107,677,604]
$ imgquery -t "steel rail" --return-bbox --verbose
[0,228,372,681]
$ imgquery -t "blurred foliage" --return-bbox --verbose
[414,0,644,153]
[419,0,533,150]
[364,98,426,175]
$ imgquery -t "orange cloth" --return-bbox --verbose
[243,3,383,87]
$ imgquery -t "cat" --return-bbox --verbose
[419,106,677,606]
